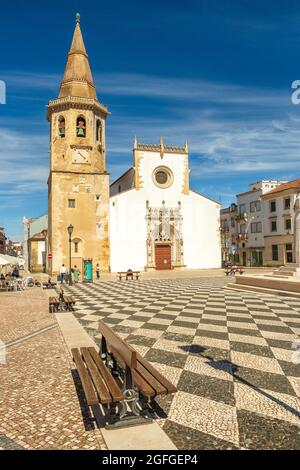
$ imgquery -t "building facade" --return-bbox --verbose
[23,15,222,275]
[220,204,237,264]
[47,15,110,276]
[221,180,287,266]
[0,228,7,254]
[110,139,221,272]
[23,214,48,272]
[262,179,300,267]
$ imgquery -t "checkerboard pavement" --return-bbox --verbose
[66,277,300,450]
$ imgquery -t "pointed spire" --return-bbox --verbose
[59,14,97,99]
[134,135,138,149]
[185,140,188,153]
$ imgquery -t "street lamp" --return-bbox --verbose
[67,224,74,286]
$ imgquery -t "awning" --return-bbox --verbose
[0,255,9,266]
[0,254,24,266]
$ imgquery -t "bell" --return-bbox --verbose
[59,127,65,137]
[77,127,85,137]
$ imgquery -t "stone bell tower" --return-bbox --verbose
[47,14,110,276]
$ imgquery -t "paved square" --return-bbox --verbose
[67,277,300,450]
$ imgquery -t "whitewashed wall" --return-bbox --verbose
[109,149,221,272]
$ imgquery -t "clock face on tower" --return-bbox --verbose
[72,148,90,164]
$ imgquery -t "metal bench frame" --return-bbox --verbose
[72,320,177,429]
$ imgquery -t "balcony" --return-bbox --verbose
[235,212,248,223]
[236,233,248,242]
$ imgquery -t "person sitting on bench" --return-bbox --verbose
[126,269,133,280]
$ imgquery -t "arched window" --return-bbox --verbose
[96,119,102,142]
[72,237,82,257]
[76,116,86,137]
[58,116,65,138]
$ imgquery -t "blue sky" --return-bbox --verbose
[1,0,300,239]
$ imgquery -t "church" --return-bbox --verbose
[46,15,221,276]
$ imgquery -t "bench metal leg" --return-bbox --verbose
[105,367,152,429]
[106,403,119,427]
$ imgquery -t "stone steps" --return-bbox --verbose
[265,274,290,279]
[272,264,300,278]
[235,275,300,293]
[228,283,300,299]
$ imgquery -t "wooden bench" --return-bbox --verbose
[71,319,177,429]
[225,266,244,276]
[63,295,76,310]
[49,296,59,313]
[118,271,140,281]
[43,280,57,289]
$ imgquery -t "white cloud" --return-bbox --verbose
[2,70,292,107]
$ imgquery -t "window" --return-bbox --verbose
[251,222,262,233]
[239,204,246,214]
[231,218,235,228]
[271,220,277,232]
[152,166,174,189]
[270,200,276,212]
[272,244,279,261]
[284,197,291,210]
[250,200,261,212]
[285,218,292,231]
[68,199,75,208]
[240,224,246,234]
[58,116,65,137]
[286,243,293,263]
[96,119,102,142]
[74,242,78,253]
[76,116,86,137]
[118,185,121,193]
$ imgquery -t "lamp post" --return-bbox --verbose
[67,224,74,286]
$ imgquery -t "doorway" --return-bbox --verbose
[83,259,93,282]
[251,251,263,267]
[155,245,172,270]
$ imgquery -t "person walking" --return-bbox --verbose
[60,264,67,284]
[73,265,79,283]
[96,263,100,280]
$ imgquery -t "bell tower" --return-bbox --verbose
[47,14,110,276]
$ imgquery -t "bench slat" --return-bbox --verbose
[88,347,124,402]
[71,348,99,406]
[136,352,177,394]
[98,320,137,369]
[135,361,168,396]
[80,348,112,404]
[109,345,156,398]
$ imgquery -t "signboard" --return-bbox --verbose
[47,253,53,259]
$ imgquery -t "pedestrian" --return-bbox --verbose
[96,263,100,280]
[60,264,67,284]
[126,268,133,280]
[73,265,79,283]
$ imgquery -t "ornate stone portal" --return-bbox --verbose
[145,201,184,269]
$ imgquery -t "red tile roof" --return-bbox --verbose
[263,178,300,196]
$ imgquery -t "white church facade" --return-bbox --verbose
[110,138,221,272]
